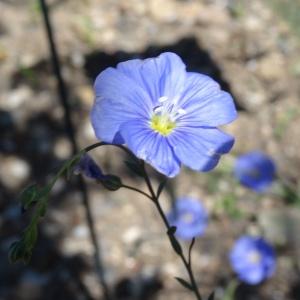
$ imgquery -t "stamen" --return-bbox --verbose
[158,96,168,102]
[177,108,186,115]
[153,106,163,114]
[150,95,185,135]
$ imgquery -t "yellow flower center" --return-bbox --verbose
[150,114,176,136]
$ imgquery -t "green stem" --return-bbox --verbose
[78,143,202,299]
[84,142,139,163]
[141,162,202,300]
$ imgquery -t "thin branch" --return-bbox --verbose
[188,238,196,266]
[39,1,111,299]
[121,184,152,200]
[141,163,202,300]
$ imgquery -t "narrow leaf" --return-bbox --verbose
[157,180,167,199]
[188,237,196,265]
[38,201,48,217]
[223,279,238,300]
[8,241,20,263]
[168,226,177,235]
[20,184,38,211]
[24,226,38,248]
[167,226,182,255]
[175,277,193,291]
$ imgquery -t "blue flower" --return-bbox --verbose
[74,154,104,180]
[234,151,276,192]
[229,235,276,285]
[91,52,237,177]
[167,197,208,240]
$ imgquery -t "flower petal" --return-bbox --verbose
[168,126,234,172]
[73,154,104,180]
[178,72,237,126]
[120,119,181,177]
[234,151,276,192]
[117,52,186,103]
[239,265,264,285]
[92,67,152,142]
[167,197,208,240]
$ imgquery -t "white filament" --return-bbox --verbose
[153,96,186,122]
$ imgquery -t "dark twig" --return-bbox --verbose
[39,1,111,299]
[188,238,196,266]
[121,184,152,200]
[141,163,202,300]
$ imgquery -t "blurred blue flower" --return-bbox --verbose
[167,197,208,240]
[91,52,237,177]
[74,154,104,180]
[230,235,276,285]
[234,151,276,192]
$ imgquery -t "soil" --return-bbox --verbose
[1,1,300,300]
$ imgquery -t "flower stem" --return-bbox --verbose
[121,184,152,200]
[141,162,202,300]
[82,142,203,299]
[84,142,139,163]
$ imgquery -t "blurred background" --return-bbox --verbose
[1,0,300,299]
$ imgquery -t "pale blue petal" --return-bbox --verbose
[168,126,234,172]
[167,197,208,240]
[117,52,186,103]
[91,100,130,143]
[120,120,181,177]
[239,265,264,285]
[92,67,152,142]
[178,73,237,126]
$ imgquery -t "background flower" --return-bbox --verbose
[91,52,237,177]
[167,197,208,240]
[234,151,276,192]
[230,235,276,285]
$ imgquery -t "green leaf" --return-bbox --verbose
[20,184,38,211]
[100,175,122,191]
[8,241,21,263]
[175,277,193,291]
[8,240,32,264]
[207,291,215,300]
[124,159,144,177]
[10,152,88,265]
[167,226,182,255]
[39,201,48,217]
[223,279,238,300]
[9,225,39,264]
[24,226,38,248]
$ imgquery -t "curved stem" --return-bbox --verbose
[84,142,107,153]
[141,163,202,300]
[121,184,152,200]
[84,142,139,163]
[81,143,202,299]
